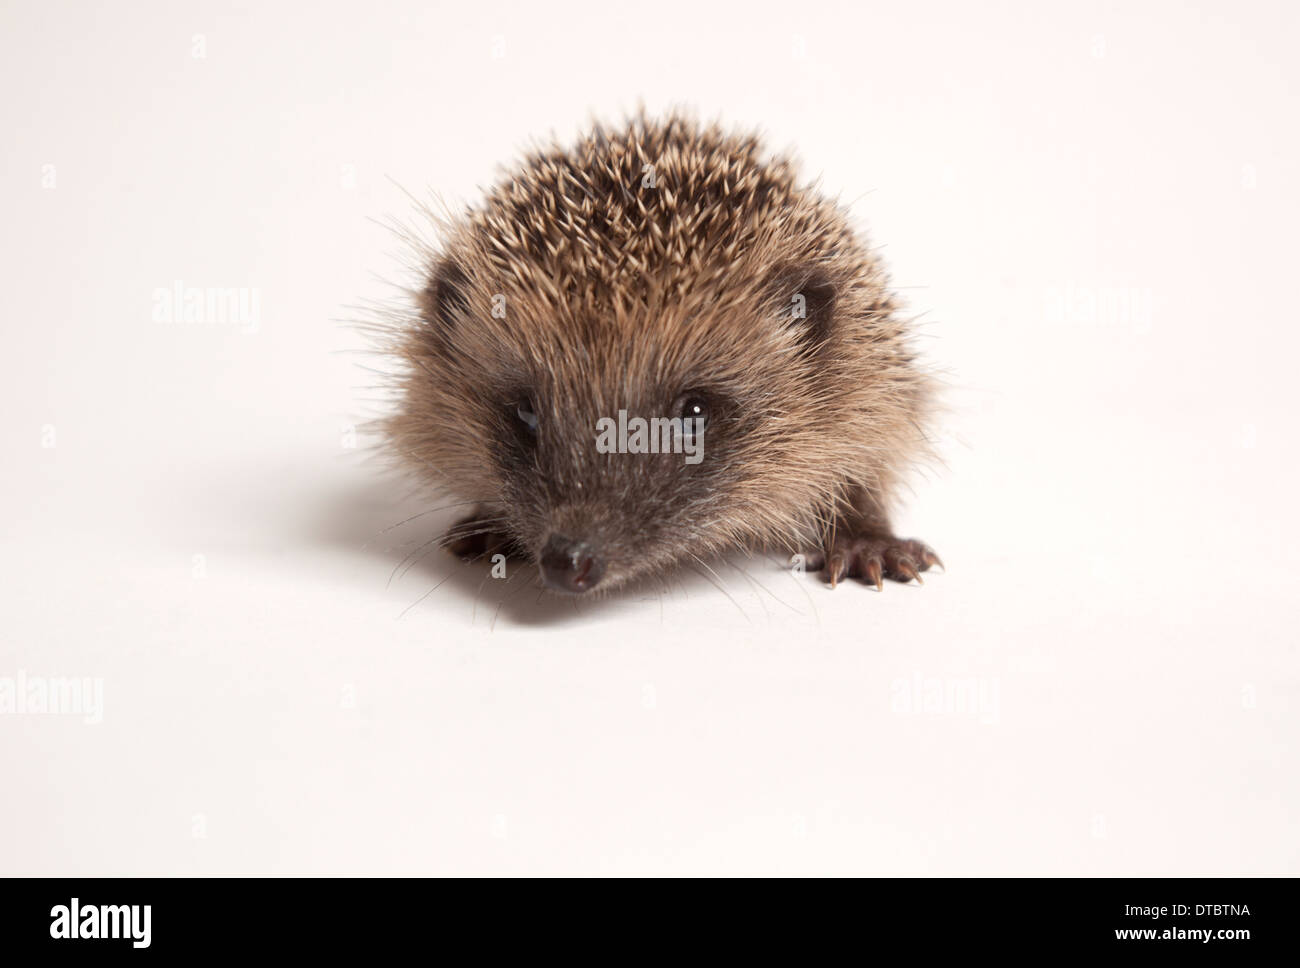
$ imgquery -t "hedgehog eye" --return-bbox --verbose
[515,397,539,434]
[677,394,709,440]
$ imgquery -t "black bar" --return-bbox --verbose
[0,876,1291,957]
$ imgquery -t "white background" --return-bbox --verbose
[2,0,1297,874]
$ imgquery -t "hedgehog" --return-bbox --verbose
[382,112,942,596]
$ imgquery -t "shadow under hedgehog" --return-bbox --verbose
[382,112,943,596]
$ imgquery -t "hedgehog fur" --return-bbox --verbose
[381,112,940,594]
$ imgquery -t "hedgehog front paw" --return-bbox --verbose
[443,509,523,562]
[799,535,942,590]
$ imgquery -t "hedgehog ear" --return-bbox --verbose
[419,258,471,336]
[767,264,837,353]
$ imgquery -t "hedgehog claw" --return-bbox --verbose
[891,556,922,584]
[804,535,941,591]
[861,556,884,591]
[825,552,850,587]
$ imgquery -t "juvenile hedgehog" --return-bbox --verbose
[385,113,941,595]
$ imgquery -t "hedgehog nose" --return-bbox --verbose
[539,534,604,593]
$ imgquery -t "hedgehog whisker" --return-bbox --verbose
[728,557,802,617]
[388,517,509,587]
[388,534,446,588]
[398,569,456,619]
[725,558,771,621]
[372,499,507,539]
[774,552,821,627]
[490,563,534,632]
[687,554,751,624]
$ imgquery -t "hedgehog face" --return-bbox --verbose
[392,255,861,594]
[498,378,730,594]
[449,299,813,592]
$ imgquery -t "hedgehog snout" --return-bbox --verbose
[538,533,605,594]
